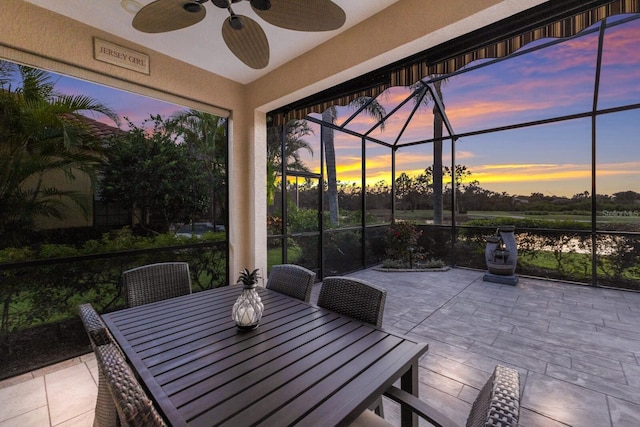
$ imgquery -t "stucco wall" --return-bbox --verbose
[29,169,94,230]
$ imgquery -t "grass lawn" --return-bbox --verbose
[390,209,640,226]
[267,246,302,271]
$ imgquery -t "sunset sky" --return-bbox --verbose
[48,14,640,199]
[304,15,640,197]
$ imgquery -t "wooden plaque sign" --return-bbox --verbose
[94,38,149,75]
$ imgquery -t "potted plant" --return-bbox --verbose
[384,221,423,264]
[232,268,264,330]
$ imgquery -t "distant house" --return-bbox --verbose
[513,197,529,204]
[33,114,129,230]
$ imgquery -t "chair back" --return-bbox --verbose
[318,276,387,327]
[466,365,520,427]
[266,264,316,302]
[78,303,120,427]
[122,262,191,307]
[78,303,112,348]
[95,343,167,427]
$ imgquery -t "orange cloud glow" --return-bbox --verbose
[473,165,591,184]
[325,159,640,196]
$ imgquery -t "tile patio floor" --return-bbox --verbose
[1,267,640,426]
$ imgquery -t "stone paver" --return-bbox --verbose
[317,268,640,426]
[0,268,638,426]
[0,376,47,424]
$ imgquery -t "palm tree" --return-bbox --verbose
[0,61,119,245]
[266,120,314,206]
[322,97,386,225]
[410,78,446,224]
[167,109,227,226]
[432,79,445,224]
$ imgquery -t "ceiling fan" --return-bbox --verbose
[132,0,347,69]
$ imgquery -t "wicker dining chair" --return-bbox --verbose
[122,262,192,307]
[266,264,316,302]
[353,365,521,427]
[318,276,387,416]
[317,276,387,328]
[95,343,167,427]
[77,303,118,427]
[78,303,113,348]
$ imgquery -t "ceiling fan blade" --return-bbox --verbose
[222,15,270,69]
[133,0,206,33]
[252,0,346,32]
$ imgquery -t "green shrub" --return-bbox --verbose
[287,208,320,232]
[381,257,445,269]
[0,230,228,353]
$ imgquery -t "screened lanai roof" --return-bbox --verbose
[269,0,640,141]
[302,10,640,150]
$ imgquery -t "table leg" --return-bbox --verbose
[400,360,419,427]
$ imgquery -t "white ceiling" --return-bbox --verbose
[25,0,400,85]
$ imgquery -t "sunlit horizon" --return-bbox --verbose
[302,157,639,198]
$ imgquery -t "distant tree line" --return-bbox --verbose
[282,164,640,216]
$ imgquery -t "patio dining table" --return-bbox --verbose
[102,285,428,426]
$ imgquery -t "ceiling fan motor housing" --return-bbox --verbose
[211,0,231,8]
[250,0,271,11]
[229,15,244,30]
[183,2,202,13]
[212,0,270,10]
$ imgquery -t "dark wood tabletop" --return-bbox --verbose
[102,285,428,427]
